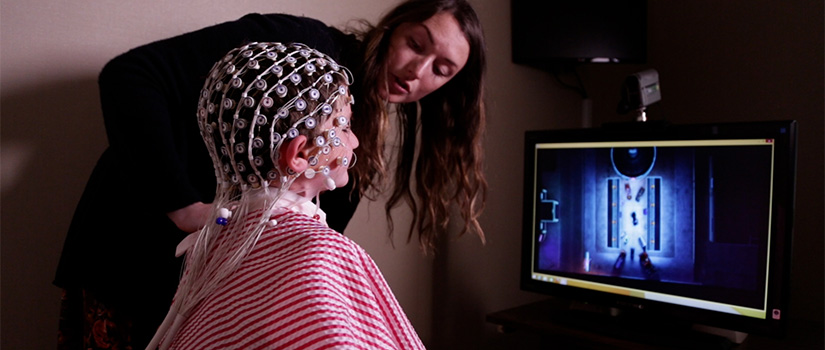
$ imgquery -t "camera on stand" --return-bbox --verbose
[617,69,661,122]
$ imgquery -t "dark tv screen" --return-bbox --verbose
[512,0,647,64]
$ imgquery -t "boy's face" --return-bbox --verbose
[304,97,358,192]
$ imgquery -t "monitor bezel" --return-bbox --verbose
[520,120,797,337]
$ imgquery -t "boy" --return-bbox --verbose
[147,42,423,350]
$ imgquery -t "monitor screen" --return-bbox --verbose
[521,121,796,337]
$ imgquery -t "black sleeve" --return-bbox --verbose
[321,178,361,233]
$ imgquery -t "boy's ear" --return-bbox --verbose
[280,135,309,173]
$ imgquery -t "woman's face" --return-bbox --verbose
[380,11,471,103]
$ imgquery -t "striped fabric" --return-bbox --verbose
[166,209,425,350]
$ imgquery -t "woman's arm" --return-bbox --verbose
[167,201,211,233]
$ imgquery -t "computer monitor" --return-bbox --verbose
[521,120,797,341]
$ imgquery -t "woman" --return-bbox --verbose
[54,0,486,348]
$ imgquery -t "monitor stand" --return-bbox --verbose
[486,298,739,349]
[567,299,748,343]
[693,324,749,344]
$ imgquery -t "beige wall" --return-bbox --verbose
[2,0,823,349]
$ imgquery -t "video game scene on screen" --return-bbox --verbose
[532,142,773,310]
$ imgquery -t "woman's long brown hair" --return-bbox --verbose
[350,0,487,253]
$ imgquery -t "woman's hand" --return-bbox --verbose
[167,202,212,233]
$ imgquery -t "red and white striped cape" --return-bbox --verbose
[165,209,425,350]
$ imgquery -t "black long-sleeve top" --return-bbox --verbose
[54,13,363,339]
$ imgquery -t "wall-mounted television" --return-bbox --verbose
[521,120,797,342]
[511,0,648,65]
